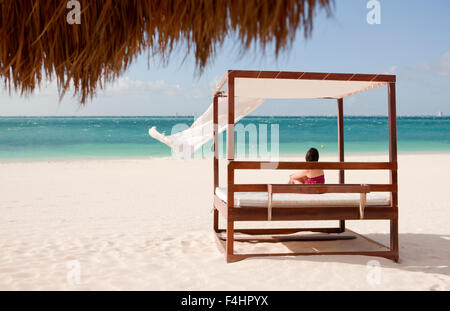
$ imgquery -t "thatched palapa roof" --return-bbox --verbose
[0,0,333,103]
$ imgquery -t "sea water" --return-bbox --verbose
[0,116,449,160]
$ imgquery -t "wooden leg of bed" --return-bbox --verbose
[339,220,346,233]
[390,219,399,262]
[213,208,219,232]
[226,220,234,262]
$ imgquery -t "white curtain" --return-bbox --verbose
[149,97,264,158]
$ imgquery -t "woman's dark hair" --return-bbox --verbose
[305,148,319,162]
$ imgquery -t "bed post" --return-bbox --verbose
[388,82,399,262]
[337,98,345,233]
[226,71,235,262]
[213,94,219,232]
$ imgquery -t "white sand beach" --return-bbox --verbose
[0,153,449,291]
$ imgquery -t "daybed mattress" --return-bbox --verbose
[215,187,390,208]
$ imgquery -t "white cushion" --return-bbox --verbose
[215,187,390,208]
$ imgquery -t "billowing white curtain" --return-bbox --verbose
[149,97,264,158]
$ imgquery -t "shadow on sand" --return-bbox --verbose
[248,233,450,277]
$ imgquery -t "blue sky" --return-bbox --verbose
[1,0,449,116]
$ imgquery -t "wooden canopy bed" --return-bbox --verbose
[212,70,398,263]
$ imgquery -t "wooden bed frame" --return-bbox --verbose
[212,70,398,263]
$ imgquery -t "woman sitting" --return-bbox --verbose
[288,147,325,184]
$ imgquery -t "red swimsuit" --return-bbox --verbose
[305,175,325,184]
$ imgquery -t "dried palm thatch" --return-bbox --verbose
[0,0,334,103]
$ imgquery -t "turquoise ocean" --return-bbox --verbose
[0,116,449,161]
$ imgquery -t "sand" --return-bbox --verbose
[0,153,449,290]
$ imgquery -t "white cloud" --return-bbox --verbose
[105,77,182,97]
[209,75,222,91]
[404,51,450,76]
[383,65,398,74]
[1,76,205,102]
[406,63,430,73]
[0,79,58,98]
[438,52,450,76]
[0,76,212,116]
[102,77,211,103]
[384,52,450,80]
